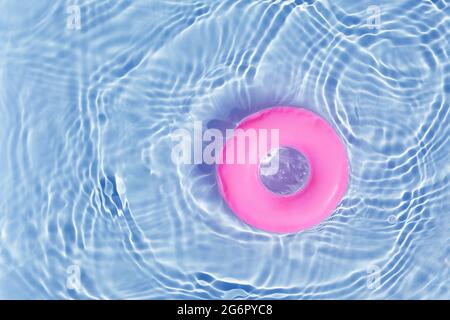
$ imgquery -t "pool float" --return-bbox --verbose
[216,106,349,233]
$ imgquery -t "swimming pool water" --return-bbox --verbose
[0,0,449,299]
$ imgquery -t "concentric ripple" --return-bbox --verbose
[0,0,449,299]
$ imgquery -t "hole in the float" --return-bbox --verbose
[258,146,311,196]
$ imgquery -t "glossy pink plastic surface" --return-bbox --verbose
[216,106,349,233]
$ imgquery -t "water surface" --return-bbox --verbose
[0,0,449,299]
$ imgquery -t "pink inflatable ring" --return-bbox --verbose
[216,106,349,233]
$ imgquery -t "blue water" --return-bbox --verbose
[0,0,449,299]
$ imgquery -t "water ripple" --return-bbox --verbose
[0,0,448,299]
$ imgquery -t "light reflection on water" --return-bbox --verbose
[0,0,449,299]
